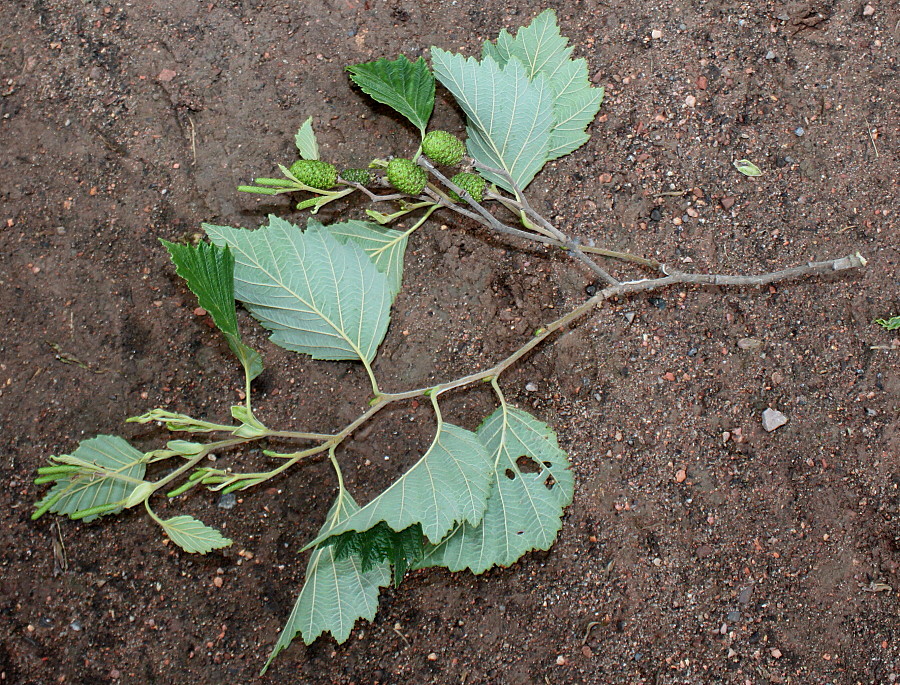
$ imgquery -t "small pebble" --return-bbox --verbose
[38,616,53,628]
[623,312,636,324]
[685,94,697,107]
[648,297,666,309]
[427,652,437,661]
[525,382,538,393]
[585,282,598,296]
[762,408,788,432]
[651,29,663,39]
[213,576,224,588]
[556,655,567,666]
[687,347,698,357]
[650,207,662,222]
[727,610,741,622]
[794,126,805,136]
[737,338,763,351]
[69,620,82,632]
[217,492,237,510]
[675,469,687,483]
[771,648,783,659]
[775,156,788,168]
[765,50,776,60]
[863,4,875,16]
[720,196,735,210]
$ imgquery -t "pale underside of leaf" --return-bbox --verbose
[309,219,408,298]
[482,8,573,85]
[295,116,319,160]
[159,515,232,554]
[308,423,494,547]
[346,55,435,134]
[264,491,390,672]
[478,9,603,163]
[431,48,553,193]
[205,216,392,364]
[37,435,146,522]
[420,407,574,574]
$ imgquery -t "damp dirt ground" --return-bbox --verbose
[1,1,898,683]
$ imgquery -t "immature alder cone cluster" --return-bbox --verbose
[421,130,466,166]
[448,172,486,202]
[340,168,374,185]
[289,159,338,190]
[386,158,428,195]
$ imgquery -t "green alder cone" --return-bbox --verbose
[289,159,338,189]
[386,158,427,195]
[448,172,486,202]
[421,130,466,166]
[340,168,373,185]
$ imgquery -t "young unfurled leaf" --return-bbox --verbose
[294,116,319,161]
[347,55,435,135]
[875,315,900,330]
[305,423,494,548]
[481,8,603,161]
[263,491,390,673]
[33,435,147,522]
[420,407,574,574]
[326,521,424,587]
[161,240,264,381]
[205,216,392,365]
[431,49,554,193]
[308,218,408,298]
[734,159,763,177]
[158,515,232,554]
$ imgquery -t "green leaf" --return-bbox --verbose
[263,491,390,673]
[205,216,393,364]
[309,219,408,297]
[875,315,900,330]
[161,240,264,381]
[306,423,494,547]
[327,522,424,587]
[158,515,232,554]
[734,159,763,177]
[420,407,574,574]
[347,55,435,135]
[480,9,603,162]
[34,436,147,522]
[431,48,554,193]
[294,116,319,160]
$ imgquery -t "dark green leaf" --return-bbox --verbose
[326,522,424,587]
[347,55,435,134]
[162,240,263,381]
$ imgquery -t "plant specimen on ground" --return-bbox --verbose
[31,9,867,672]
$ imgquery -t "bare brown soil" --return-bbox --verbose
[1,1,898,684]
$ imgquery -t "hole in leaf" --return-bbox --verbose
[504,469,516,480]
[543,461,553,468]
[515,455,542,474]
[544,474,557,490]
[516,531,524,535]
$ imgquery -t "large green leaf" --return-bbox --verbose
[158,515,232,554]
[347,55,435,134]
[34,436,147,522]
[162,240,264,381]
[420,407,573,574]
[431,48,554,193]
[205,217,392,364]
[263,491,390,673]
[307,423,494,547]
[482,8,574,84]
[443,9,603,181]
[310,219,408,297]
[294,116,319,160]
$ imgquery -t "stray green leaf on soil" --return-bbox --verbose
[875,315,900,330]
[733,159,763,176]
[32,8,867,674]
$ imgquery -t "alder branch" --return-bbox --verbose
[417,157,620,286]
